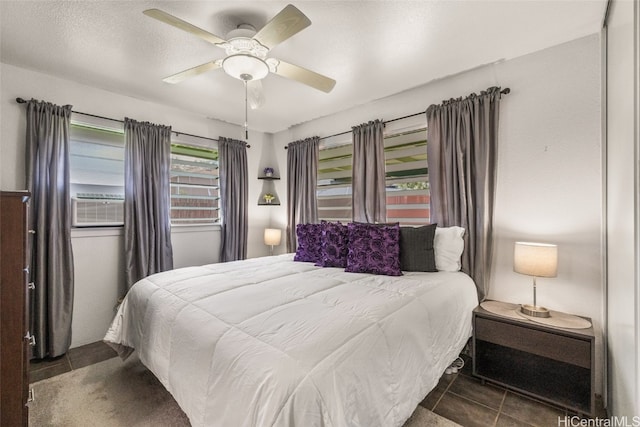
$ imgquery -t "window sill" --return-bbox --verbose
[170,223,221,233]
[71,223,221,238]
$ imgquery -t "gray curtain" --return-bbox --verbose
[426,86,502,299]
[219,137,248,262]
[352,119,386,223]
[124,118,174,289]
[286,137,319,252]
[25,99,74,358]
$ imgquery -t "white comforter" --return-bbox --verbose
[104,254,478,427]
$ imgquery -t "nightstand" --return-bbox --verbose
[472,303,595,416]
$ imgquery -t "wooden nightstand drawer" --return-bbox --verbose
[472,305,595,416]
[475,317,591,368]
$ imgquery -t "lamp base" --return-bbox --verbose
[520,304,550,318]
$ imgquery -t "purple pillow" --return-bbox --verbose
[294,223,323,263]
[345,222,402,276]
[316,221,349,268]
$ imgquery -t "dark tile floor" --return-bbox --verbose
[29,340,117,383]
[30,344,606,427]
[420,355,607,427]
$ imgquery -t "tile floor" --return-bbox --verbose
[420,355,607,427]
[30,344,606,427]
[29,340,117,383]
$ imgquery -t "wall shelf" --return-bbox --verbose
[258,168,280,205]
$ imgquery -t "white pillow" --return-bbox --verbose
[434,226,465,271]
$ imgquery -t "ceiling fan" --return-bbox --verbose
[143,4,336,110]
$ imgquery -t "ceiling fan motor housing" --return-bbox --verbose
[226,23,257,40]
[221,24,270,81]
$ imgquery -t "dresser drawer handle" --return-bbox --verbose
[25,332,36,346]
[27,388,35,403]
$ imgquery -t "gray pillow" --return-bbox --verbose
[399,224,438,272]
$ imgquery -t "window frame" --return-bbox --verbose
[68,119,220,228]
[317,138,353,223]
[316,125,430,225]
[169,142,220,226]
[383,127,430,226]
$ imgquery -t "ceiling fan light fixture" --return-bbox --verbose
[222,54,269,81]
[221,24,268,59]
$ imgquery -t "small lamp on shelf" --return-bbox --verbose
[514,241,558,318]
[264,228,282,255]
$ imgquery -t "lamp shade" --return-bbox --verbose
[264,228,282,246]
[514,242,558,278]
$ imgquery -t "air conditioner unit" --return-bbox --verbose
[72,198,124,227]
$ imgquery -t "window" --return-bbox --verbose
[384,128,430,225]
[170,144,219,225]
[317,142,353,222]
[316,127,430,225]
[69,124,126,227]
[69,123,219,226]
[69,124,125,200]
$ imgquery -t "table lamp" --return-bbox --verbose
[514,241,558,318]
[264,228,282,255]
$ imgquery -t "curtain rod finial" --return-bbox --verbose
[16,97,27,104]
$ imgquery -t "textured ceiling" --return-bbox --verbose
[0,1,606,133]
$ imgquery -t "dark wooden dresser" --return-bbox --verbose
[1,191,31,426]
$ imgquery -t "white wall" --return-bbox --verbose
[0,63,273,348]
[605,0,640,418]
[273,35,604,394]
[70,228,124,347]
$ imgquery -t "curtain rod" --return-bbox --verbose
[284,87,510,149]
[15,97,251,148]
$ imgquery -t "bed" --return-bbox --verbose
[104,253,478,427]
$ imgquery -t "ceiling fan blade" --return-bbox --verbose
[162,61,220,84]
[143,9,227,46]
[271,60,336,93]
[253,4,311,50]
[247,80,265,110]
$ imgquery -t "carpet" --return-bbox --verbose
[29,356,461,427]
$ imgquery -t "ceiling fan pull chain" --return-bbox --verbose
[244,80,249,140]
